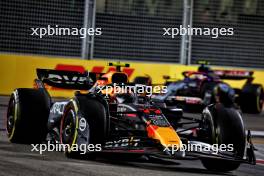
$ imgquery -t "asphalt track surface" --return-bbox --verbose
[0,96,264,176]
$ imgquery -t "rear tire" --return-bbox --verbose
[240,84,264,114]
[6,88,50,143]
[201,104,245,172]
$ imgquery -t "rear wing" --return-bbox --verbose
[212,70,254,80]
[36,69,103,90]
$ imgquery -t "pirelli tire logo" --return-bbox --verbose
[79,117,87,132]
[104,137,140,148]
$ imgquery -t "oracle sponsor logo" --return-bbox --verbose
[34,64,135,89]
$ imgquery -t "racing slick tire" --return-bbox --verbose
[240,84,264,114]
[6,88,50,143]
[60,96,108,159]
[200,103,245,172]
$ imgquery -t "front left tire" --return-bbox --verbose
[60,95,108,158]
[7,88,50,143]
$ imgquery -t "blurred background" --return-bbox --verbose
[0,0,263,68]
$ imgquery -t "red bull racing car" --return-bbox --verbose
[6,63,256,172]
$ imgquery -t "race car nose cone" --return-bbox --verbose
[147,125,182,151]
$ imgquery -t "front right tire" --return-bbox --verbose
[200,103,246,172]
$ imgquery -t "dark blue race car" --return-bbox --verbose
[153,64,264,114]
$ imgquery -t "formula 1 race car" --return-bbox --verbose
[6,63,256,172]
[155,62,264,114]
